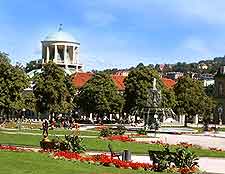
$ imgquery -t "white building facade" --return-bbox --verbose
[41,25,83,74]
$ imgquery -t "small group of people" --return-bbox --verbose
[42,116,79,135]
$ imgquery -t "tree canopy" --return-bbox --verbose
[124,65,163,112]
[174,76,215,126]
[0,53,29,116]
[33,61,76,116]
[78,73,124,116]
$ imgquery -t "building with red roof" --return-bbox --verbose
[71,72,176,90]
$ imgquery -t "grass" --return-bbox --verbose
[1,132,225,158]
[0,128,99,136]
[0,151,162,174]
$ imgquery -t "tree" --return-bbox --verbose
[198,95,216,130]
[78,73,124,117]
[205,84,214,97]
[33,61,75,118]
[25,59,42,73]
[124,65,163,113]
[174,76,215,126]
[0,53,30,118]
[0,52,10,64]
[22,92,37,112]
[161,88,176,109]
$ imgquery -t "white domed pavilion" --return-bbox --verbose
[41,24,83,73]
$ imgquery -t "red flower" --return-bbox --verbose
[106,135,135,142]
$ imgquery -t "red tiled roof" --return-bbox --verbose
[112,75,126,90]
[71,72,94,89]
[161,78,176,89]
[72,72,176,90]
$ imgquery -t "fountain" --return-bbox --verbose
[131,78,178,130]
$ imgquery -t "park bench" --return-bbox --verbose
[108,143,122,160]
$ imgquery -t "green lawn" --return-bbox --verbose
[0,128,99,136]
[1,132,225,158]
[0,151,162,174]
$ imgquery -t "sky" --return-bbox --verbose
[1,0,225,70]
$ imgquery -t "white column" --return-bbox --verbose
[46,46,49,63]
[76,47,79,64]
[54,45,58,62]
[73,46,76,64]
[64,45,67,67]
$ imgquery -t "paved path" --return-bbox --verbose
[87,151,225,174]
[135,133,225,150]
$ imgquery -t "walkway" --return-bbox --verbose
[135,133,225,150]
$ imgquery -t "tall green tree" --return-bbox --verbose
[161,88,176,109]
[25,59,42,73]
[0,52,10,64]
[174,76,215,126]
[78,73,124,117]
[33,61,76,117]
[0,53,29,117]
[124,65,163,113]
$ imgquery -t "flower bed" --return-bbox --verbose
[129,134,147,137]
[95,125,108,131]
[105,135,135,142]
[0,145,201,174]
[209,147,224,152]
[0,145,33,152]
[53,151,152,170]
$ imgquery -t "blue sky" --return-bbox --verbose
[1,0,225,70]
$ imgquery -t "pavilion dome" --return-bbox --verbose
[43,25,78,43]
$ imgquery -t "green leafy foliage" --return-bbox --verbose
[150,145,199,172]
[40,134,86,153]
[136,128,147,135]
[99,127,113,137]
[150,145,173,172]
[25,60,42,73]
[172,147,199,169]
[113,125,127,135]
[78,73,124,117]
[61,134,86,153]
[174,76,216,126]
[0,52,30,115]
[124,65,163,112]
[33,61,76,115]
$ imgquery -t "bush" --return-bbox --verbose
[150,145,199,173]
[151,145,174,172]
[113,125,127,135]
[99,127,113,137]
[136,128,147,135]
[61,134,86,153]
[172,147,199,169]
[40,134,86,153]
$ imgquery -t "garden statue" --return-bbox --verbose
[42,119,49,137]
